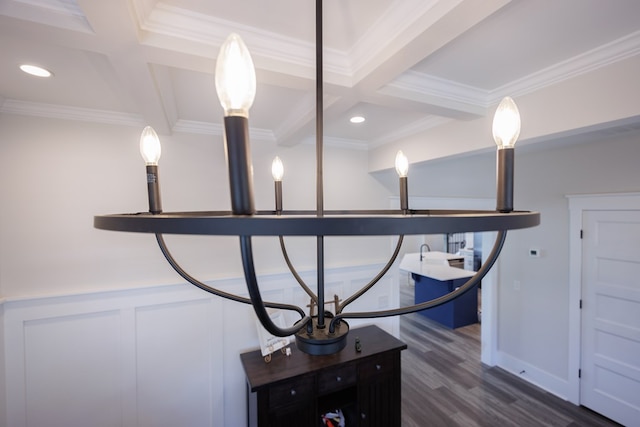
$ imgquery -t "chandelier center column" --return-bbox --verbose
[315,0,325,328]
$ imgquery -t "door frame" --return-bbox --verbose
[567,192,640,404]
[391,196,498,365]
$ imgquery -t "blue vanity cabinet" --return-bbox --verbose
[412,273,479,329]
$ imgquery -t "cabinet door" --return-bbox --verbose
[357,352,401,427]
[262,374,316,426]
[266,402,316,426]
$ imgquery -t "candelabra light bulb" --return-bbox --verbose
[215,33,256,118]
[140,126,161,165]
[492,96,521,149]
[395,150,409,178]
[272,156,284,182]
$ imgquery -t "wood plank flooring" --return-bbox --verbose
[399,284,621,427]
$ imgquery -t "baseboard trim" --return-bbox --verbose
[497,351,571,401]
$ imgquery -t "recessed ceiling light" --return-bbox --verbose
[350,116,365,124]
[20,64,53,78]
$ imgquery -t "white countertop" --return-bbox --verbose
[399,252,475,281]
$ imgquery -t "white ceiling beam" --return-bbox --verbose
[75,0,174,134]
[275,0,512,147]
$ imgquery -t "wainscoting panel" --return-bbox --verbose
[135,299,218,427]
[23,310,122,427]
[4,285,224,427]
[2,263,398,427]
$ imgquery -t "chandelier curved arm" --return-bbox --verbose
[279,236,318,304]
[155,234,307,318]
[336,235,404,314]
[240,235,312,337]
[328,231,507,333]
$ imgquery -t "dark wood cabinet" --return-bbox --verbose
[240,325,407,427]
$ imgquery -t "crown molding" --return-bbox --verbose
[172,119,275,142]
[301,135,369,151]
[0,0,93,33]
[386,71,490,107]
[0,101,278,141]
[491,30,640,103]
[136,2,350,80]
[132,0,453,86]
[383,30,640,111]
[0,99,144,126]
[171,119,222,136]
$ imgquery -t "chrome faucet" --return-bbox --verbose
[419,243,431,261]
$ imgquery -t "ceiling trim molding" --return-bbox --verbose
[171,119,222,136]
[0,99,143,127]
[386,71,490,107]
[0,100,274,141]
[172,119,275,142]
[301,135,369,151]
[491,30,640,103]
[136,3,350,80]
[381,30,640,110]
[0,0,93,33]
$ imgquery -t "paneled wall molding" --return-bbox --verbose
[2,263,398,427]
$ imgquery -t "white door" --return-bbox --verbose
[581,210,640,426]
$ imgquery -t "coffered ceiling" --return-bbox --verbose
[1,0,639,155]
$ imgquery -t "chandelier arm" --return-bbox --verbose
[279,236,318,303]
[328,231,507,333]
[337,235,404,314]
[155,234,306,318]
[240,235,312,337]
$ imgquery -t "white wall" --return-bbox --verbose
[374,127,640,399]
[496,129,640,396]
[0,114,393,298]
[0,114,399,426]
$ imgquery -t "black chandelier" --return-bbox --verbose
[95,0,539,355]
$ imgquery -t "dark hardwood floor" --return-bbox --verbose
[399,284,621,427]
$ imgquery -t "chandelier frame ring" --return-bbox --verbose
[94,209,540,236]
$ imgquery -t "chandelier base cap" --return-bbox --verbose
[295,319,349,355]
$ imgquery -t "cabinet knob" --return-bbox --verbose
[376,364,382,370]
[361,413,366,419]
[336,376,342,382]
[290,389,296,396]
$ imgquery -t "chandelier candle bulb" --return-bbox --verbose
[272,156,284,213]
[215,33,256,118]
[493,97,521,213]
[216,33,257,215]
[139,126,162,214]
[395,151,409,212]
